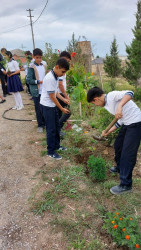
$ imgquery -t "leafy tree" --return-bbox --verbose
[123,0,141,86]
[43,43,59,70]
[104,37,122,77]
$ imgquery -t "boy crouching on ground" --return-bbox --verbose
[40,58,70,160]
[87,87,141,195]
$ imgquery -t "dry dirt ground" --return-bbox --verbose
[0,92,68,250]
[0,91,141,250]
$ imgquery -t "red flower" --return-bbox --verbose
[126,235,130,240]
[114,225,118,229]
[122,228,126,232]
[135,244,139,248]
[71,52,76,57]
[120,217,123,221]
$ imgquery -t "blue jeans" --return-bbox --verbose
[41,105,60,154]
[33,95,45,127]
[114,122,141,186]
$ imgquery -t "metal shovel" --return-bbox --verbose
[93,117,118,141]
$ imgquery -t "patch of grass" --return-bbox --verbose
[38,137,46,141]
[31,191,64,215]
[134,177,141,185]
[66,130,87,148]
[95,202,107,217]
[53,166,84,199]
[40,141,47,146]
[51,218,81,240]
[61,146,82,160]
[103,180,118,189]
[34,168,48,181]
[41,150,47,156]
[69,237,105,250]
[28,182,42,201]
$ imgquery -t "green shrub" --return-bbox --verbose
[103,211,141,249]
[134,88,141,101]
[87,155,106,181]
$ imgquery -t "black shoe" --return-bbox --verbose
[47,152,62,160]
[7,93,12,95]
[110,185,132,195]
[3,94,6,97]
[0,99,6,104]
[110,166,120,173]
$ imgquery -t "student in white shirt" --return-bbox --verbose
[40,58,70,160]
[87,87,141,195]
[2,51,24,110]
[57,51,71,136]
[27,48,46,133]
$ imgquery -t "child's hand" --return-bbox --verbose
[39,81,43,84]
[64,99,70,105]
[62,108,70,114]
[102,130,109,137]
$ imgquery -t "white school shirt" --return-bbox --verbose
[104,90,141,127]
[58,74,66,94]
[6,60,20,72]
[40,70,58,107]
[31,58,47,67]
[34,63,45,94]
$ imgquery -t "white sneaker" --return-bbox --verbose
[17,105,24,110]
[12,106,18,110]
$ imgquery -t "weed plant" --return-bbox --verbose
[87,155,106,181]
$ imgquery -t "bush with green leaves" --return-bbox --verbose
[103,211,141,249]
[87,155,106,181]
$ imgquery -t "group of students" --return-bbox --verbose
[28,48,141,195]
[0,48,24,109]
[26,48,71,159]
[0,46,141,195]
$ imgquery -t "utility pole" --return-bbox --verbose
[26,9,35,49]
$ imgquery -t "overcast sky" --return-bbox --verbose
[0,0,137,57]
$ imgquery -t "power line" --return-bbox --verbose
[0,23,30,35]
[0,0,49,35]
[33,0,49,24]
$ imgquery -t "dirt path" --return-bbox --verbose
[0,92,66,250]
[1,91,141,250]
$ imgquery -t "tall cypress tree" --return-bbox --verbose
[104,37,122,77]
[123,0,141,86]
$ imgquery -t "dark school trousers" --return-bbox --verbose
[114,122,141,187]
[41,105,60,154]
[57,94,71,129]
[32,95,45,128]
[0,75,7,95]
